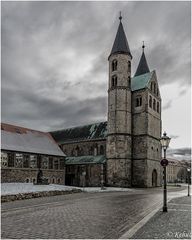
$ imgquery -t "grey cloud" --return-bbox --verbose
[169,135,179,139]
[1,1,191,139]
[172,148,191,156]
[167,148,191,161]
[179,88,188,97]
[1,84,107,131]
[163,100,172,110]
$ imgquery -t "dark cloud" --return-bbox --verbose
[172,148,191,156]
[167,148,191,161]
[1,84,107,132]
[1,1,191,136]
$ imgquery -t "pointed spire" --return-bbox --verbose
[134,42,150,77]
[109,13,132,58]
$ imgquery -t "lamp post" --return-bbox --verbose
[160,131,171,212]
[187,168,191,196]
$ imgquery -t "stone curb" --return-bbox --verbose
[119,191,188,239]
[1,189,82,203]
[119,202,162,239]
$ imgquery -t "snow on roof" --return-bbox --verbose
[1,123,65,157]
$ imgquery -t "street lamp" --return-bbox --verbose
[160,131,171,212]
[187,168,191,196]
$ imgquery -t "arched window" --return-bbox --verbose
[112,60,117,71]
[149,96,152,108]
[153,99,156,110]
[157,102,160,113]
[128,76,131,88]
[75,146,79,156]
[136,96,142,107]
[94,144,98,156]
[111,75,117,87]
[100,145,104,155]
[128,61,131,72]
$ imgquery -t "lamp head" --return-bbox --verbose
[160,131,171,149]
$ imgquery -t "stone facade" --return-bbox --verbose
[61,140,106,157]
[60,140,106,187]
[1,151,65,184]
[131,74,162,187]
[65,163,105,187]
[106,53,132,187]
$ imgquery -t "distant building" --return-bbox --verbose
[166,158,190,183]
[1,123,65,184]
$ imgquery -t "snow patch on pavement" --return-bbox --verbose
[1,183,135,196]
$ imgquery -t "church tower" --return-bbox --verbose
[106,15,132,187]
[131,43,162,187]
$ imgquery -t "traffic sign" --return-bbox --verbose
[161,159,168,167]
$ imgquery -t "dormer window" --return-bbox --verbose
[112,60,117,71]
[136,96,142,107]
[112,75,117,87]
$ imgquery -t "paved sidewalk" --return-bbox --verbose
[129,196,191,239]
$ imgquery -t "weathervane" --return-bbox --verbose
[119,11,122,21]
[142,41,145,52]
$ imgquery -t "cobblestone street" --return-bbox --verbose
[1,188,187,239]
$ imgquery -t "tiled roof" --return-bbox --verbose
[1,123,65,157]
[65,155,106,165]
[50,121,107,144]
[131,71,154,91]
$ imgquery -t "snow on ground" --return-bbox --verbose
[1,183,135,196]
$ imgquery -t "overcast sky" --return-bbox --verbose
[1,1,191,159]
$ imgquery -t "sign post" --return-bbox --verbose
[82,171,86,192]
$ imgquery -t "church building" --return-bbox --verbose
[51,15,162,187]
